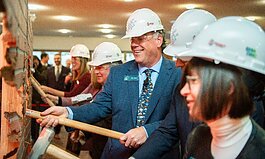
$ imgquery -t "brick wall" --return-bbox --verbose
[0,0,32,158]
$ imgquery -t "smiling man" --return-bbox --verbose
[38,8,182,159]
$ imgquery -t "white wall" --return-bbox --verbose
[33,36,131,51]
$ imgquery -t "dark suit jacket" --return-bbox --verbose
[46,65,70,91]
[70,57,182,159]
[132,87,199,159]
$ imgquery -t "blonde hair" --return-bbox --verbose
[72,57,89,81]
[91,69,102,89]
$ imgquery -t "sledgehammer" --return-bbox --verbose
[30,75,56,107]
[29,127,79,159]
[26,109,124,139]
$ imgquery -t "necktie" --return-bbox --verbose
[136,69,154,127]
[55,66,60,81]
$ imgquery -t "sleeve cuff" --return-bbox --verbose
[66,107,73,120]
[142,126,149,138]
[58,97,62,105]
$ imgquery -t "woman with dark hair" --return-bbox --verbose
[177,17,265,159]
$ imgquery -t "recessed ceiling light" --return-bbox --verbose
[58,29,72,34]
[246,16,256,21]
[53,15,77,21]
[177,4,203,9]
[170,20,175,24]
[124,0,134,2]
[257,0,265,5]
[104,34,116,39]
[245,16,262,21]
[28,4,47,10]
[185,4,196,9]
[99,29,113,33]
[98,24,114,29]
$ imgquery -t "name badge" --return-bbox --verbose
[124,75,139,81]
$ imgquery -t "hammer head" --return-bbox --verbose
[29,127,55,159]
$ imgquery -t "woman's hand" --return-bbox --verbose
[40,85,50,93]
[42,94,59,105]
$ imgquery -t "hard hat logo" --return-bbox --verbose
[106,55,113,58]
[171,29,178,43]
[147,22,154,26]
[127,19,136,33]
[246,47,256,58]
[208,39,226,48]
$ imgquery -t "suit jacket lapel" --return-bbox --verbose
[126,61,140,126]
[144,57,173,123]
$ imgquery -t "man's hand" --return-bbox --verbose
[36,106,68,128]
[119,127,147,148]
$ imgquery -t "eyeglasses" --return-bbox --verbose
[93,65,110,71]
[185,75,199,91]
[130,32,159,43]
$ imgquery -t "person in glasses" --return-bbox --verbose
[37,8,182,159]
[180,17,265,158]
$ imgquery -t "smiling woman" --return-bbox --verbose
[177,17,265,159]
[41,44,91,97]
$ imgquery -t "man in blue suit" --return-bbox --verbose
[39,8,182,159]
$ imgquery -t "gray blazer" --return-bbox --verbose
[70,57,182,159]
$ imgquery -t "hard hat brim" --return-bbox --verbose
[87,61,100,67]
[164,44,189,57]
[177,49,265,75]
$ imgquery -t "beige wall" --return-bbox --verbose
[33,36,131,51]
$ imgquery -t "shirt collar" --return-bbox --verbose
[138,56,163,74]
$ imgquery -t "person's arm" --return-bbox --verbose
[41,85,65,97]
[61,83,95,106]
[64,72,91,97]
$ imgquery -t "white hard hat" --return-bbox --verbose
[122,8,164,39]
[70,44,90,59]
[88,42,123,66]
[177,16,265,75]
[164,9,216,56]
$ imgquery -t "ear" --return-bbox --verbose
[155,34,163,48]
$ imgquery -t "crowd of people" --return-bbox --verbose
[32,7,265,159]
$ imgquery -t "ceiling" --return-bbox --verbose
[28,0,265,39]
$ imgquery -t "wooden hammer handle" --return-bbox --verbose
[26,109,124,139]
[47,144,79,159]
[30,75,55,107]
